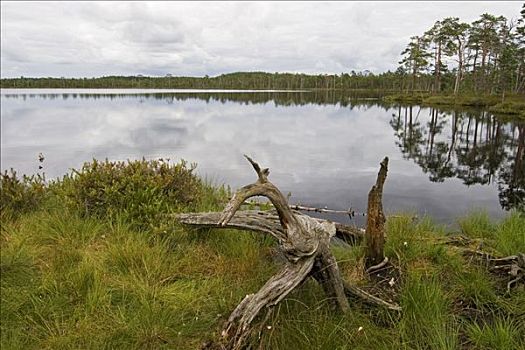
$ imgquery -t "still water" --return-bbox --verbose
[1,89,524,225]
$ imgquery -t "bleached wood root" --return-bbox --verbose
[175,155,400,349]
[221,258,315,349]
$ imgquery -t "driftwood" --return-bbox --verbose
[175,155,400,349]
[176,210,365,245]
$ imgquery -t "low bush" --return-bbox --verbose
[2,158,227,230]
[55,158,219,229]
[0,169,46,219]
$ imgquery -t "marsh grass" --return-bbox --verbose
[1,203,276,349]
[1,161,524,349]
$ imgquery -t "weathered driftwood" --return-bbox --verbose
[365,157,388,267]
[175,210,365,245]
[175,155,400,349]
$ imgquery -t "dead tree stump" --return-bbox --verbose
[176,155,400,349]
[365,157,388,268]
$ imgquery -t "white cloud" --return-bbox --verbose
[1,1,522,77]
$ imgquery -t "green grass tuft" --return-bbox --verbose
[466,317,523,350]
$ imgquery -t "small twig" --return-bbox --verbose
[290,204,365,217]
[235,200,416,220]
[509,264,523,277]
[507,276,523,293]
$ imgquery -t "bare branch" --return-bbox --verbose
[218,157,296,236]
[244,154,269,182]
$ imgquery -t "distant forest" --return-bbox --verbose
[2,7,524,95]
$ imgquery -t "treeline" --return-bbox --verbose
[399,6,525,94]
[1,8,523,95]
[0,71,407,91]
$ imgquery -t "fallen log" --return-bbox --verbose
[175,155,400,349]
[175,210,365,245]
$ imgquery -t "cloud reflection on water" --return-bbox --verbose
[1,91,521,224]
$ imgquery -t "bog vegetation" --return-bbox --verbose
[1,159,524,349]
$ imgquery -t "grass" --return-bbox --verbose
[1,160,524,349]
[1,208,275,349]
[466,317,523,350]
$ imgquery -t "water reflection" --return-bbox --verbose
[390,105,524,211]
[1,90,523,223]
[1,89,388,108]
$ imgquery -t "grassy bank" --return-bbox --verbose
[1,159,524,349]
[384,93,525,117]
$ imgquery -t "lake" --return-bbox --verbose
[1,89,523,226]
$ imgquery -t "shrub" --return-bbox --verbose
[0,169,46,218]
[55,158,209,229]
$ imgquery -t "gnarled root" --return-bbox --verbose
[221,258,315,349]
[176,155,400,349]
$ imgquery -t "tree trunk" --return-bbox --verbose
[434,42,442,92]
[454,39,464,95]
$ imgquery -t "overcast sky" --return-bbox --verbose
[1,1,522,78]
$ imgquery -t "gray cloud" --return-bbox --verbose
[1,1,522,77]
